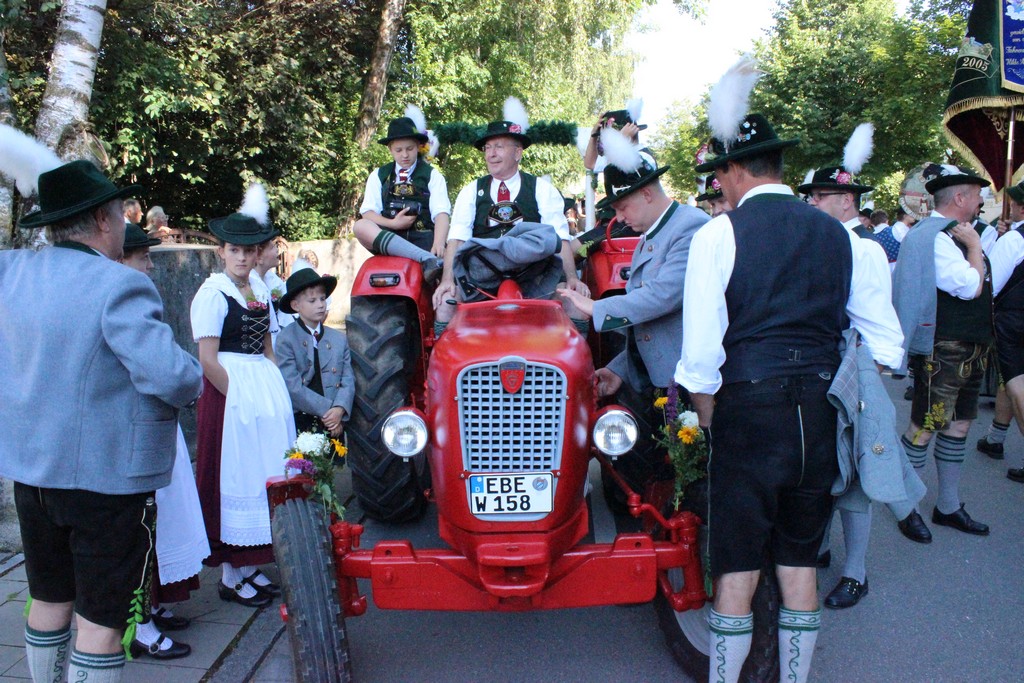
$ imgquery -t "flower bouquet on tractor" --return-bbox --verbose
[264,232,772,682]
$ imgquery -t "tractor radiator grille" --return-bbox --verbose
[458,360,566,472]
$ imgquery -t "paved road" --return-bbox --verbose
[253,375,1023,682]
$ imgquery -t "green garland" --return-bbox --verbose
[433,120,579,148]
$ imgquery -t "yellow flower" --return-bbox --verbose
[332,439,347,458]
[679,426,699,445]
[654,396,669,409]
[287,451,304,459]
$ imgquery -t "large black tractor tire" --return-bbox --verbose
[272,498,352,683]
[346,296,428,522]
[654,480,780,683]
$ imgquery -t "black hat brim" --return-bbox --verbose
[696,190,724,203]
[797,181,875,195]
[694,138,799,173]
[473,132,532,150]
[208,215,280,245]
[19,184,143,229]
[378,133,429,146]
[1007,185,1024,204]
[595,166,670,210]
[924,175,991,194]
[279,274,338,314]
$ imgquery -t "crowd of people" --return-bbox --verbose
[0,58,1019,683]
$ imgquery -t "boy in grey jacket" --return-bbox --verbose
[275,269,354,437]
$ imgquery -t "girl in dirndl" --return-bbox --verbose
[191,184,296,607]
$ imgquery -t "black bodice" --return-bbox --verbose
[219,292,269,354]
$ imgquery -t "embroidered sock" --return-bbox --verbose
[570,317,590,338]
[371,230,435,264]
[24,625,70,683]
[67,649,125,683]
[708,609,753,683]
[901,435,928,469]
[222,563,258,599]
[433,320,448,338]
[934,433,966,514]
[839,508,870,583]
[887,499,915,522]
[987,420,1010,445]
[778,606,821,683]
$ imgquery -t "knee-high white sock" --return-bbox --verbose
[987,420,1010,445]
[708,609,753,683]
[778,606,821,683]
[24,625,70,683]
[839,507,870,583]
[934,433,966,514]
[66,650,125,683]
[372,230,436,264]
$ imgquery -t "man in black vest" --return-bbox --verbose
[892,164,993,539]
[676,114,905,683]
[981,180,1024,482]
[434,117,587,326]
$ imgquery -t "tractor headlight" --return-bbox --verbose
[593,409,638,457]
[382,410,428,459]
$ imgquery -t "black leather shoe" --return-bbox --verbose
[151,607,190,631]
[897,510,932,543]
[903,385,914,401]
[824,576,868,609]
[243,570,282,597]
[1008,468,1024,483]
[130,634,191,660]
[815,550,831,569]
[218,582,272,608]
[976,438,1005,459]
[422,258,444,286]
[931,505,990,536]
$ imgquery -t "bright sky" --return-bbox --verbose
[626,0,913,139]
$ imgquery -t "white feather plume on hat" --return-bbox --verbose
[426,130,440,158]
[0,124,63,197]
[503,97,529,132]
[239,183,270,226]
[600,126,643,173]
[802,168,815,187]
[626,98,644,124]
[843,123,874,176]
[404,104,428,134]
[575,127,592,159]
[708,55,761,151]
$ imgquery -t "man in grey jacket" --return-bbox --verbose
[0,148,203,683]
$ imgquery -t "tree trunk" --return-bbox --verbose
[0,31,17,249]
[352,0,407,149]
[16,0,109,247]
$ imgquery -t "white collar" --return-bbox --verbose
[645,202,674,237]
[842,217,862,232]
[397,160,417,177]
[736,183,793,206]
[930,210,948,219]
[200,271,271,307]
[492,171,520,185]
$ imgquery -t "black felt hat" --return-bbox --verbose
[474,121,532,150]
[922,163,991,194]
[797,166,875,196]
[1006,180,1024,204]
[596,156,669,210]
[19,160,142,229]
[696,174,723,203]
[123,222,161,250]
[694,114,799,173]
[600,109,648,132]
[208,214,279,245]
[278,268,338,314]
[378,116,429,146]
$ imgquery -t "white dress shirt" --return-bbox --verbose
[448,171,570,243]
[892,221,910,242]
[989,220,1024,295]
[359,160,452,220]
[931,210,982,299]
[674,184,905,395]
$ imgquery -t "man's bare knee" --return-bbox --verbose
[74,614,123,655]
[714,570,760,615]
[27,599,74,632]
[775,565,818,611]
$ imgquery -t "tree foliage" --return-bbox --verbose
[749,0,967,199]
[3,0,649,239]
[650,98,707,199]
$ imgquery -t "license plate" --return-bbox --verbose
[468,473,553,514]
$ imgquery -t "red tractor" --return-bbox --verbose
[266,232,777,682]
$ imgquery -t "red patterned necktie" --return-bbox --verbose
[497,181,510,202]
[398,168,409,183]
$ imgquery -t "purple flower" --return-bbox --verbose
[285,458,317,476]
[666,385,679,423]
